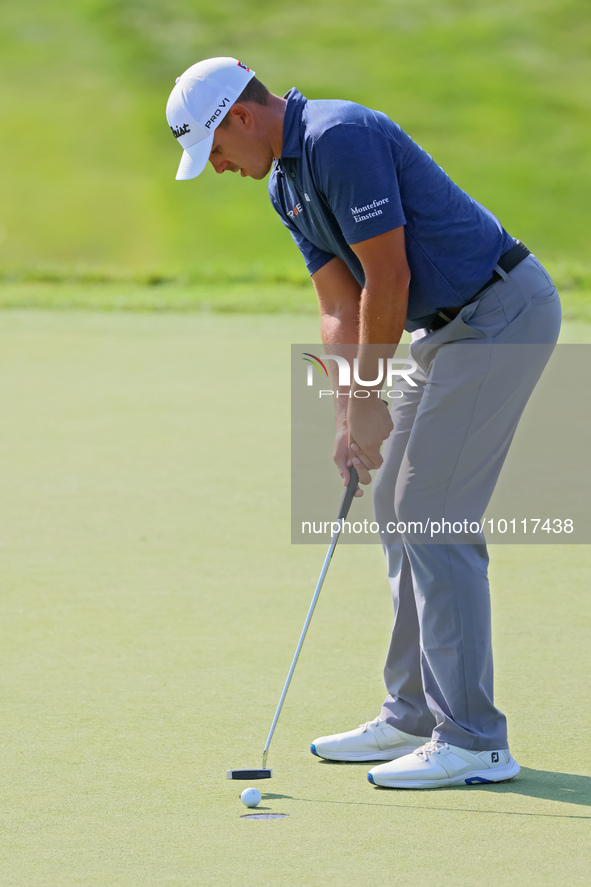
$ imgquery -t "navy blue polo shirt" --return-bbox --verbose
[268,89,515,332]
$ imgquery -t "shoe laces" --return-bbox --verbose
[414,740,449,759]
[359,716,383,733]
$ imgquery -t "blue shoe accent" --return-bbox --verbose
[310,744,319,757]
[464,776,494,785]
[367,772,375,784]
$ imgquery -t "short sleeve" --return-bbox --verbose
[286,225,334,276]
[273,201,334,276]
[312,124,406,244]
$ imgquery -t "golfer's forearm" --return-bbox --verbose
[321,310,359,425]
[348,226,410,382]
[355,280,408,390]
[359,289,407,344]
[320,308,359,347]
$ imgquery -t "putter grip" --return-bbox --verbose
[335,401,386,521]
[337,465,359,521]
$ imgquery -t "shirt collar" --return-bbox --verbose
[280,88,307,159]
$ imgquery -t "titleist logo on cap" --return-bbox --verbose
[171,123,191,139]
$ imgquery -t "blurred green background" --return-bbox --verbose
[0,0,590,292]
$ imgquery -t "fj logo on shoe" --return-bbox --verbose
[491,752,499,763]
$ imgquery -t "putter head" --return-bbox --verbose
[226,769,273,780]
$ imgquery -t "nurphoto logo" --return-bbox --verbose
[301,352,418,399]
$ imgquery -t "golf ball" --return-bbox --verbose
[240,787,262,808]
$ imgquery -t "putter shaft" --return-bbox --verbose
[261,467,359,769]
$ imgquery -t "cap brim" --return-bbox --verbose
[175,132,214,180]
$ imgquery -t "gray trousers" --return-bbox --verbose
[372,255,562,751]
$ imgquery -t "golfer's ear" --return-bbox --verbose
[229,103,253,127]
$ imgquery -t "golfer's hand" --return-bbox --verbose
[347,398,393,487]
[333,422,364,497]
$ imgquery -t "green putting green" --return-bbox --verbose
[0,310,589,886]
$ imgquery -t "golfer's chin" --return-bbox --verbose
[241,162,274,180]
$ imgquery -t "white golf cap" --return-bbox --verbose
[166,57,255,181]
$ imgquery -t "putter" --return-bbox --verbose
[226,465,360,780]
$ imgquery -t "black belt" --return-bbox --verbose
[429,240,531,331]
[473,240,531,296]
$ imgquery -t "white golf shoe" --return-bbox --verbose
[367,740,521,788]
[311,717,431,762]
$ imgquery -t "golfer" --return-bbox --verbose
[166,58,561,789]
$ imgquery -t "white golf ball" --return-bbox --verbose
[240,787,262,808]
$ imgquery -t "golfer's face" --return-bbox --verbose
[209,115,273,180]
